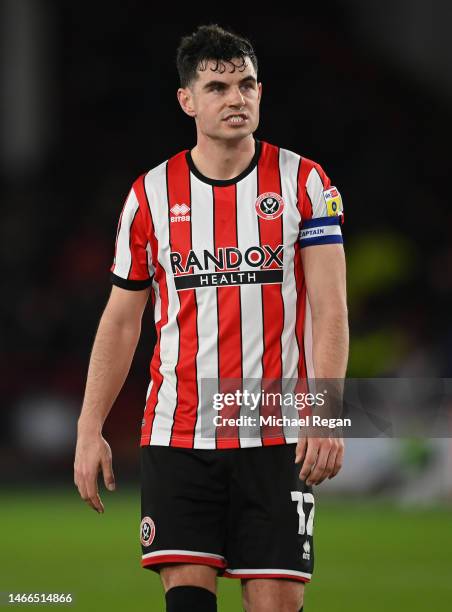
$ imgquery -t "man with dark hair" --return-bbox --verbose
[74,23,348,612]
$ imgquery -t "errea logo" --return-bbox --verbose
[302,539,311,560]
[170,203,190,223]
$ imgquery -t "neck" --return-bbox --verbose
[190,135,256,181]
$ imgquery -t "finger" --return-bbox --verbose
[86,473,104,513]
[77,478,101,513]
[299,444,319,482]
[295,437,307,464]
[76,478,88,504]
[329,442,344,478]
[87,490,104,513]
[74,467,81,489]
[315,443,337,485]
[324,442,339,478]
[306,442,332,485]
[101,455,116,491]
[88,494,104,514]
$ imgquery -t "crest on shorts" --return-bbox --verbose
[140,516,156,547]
[255,192,285,220]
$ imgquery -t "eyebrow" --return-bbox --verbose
[202,75,257,90]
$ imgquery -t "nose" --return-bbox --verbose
[228,85,245,108]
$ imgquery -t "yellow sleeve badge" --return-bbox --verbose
[323,186,343,217]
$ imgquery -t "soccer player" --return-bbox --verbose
[74,24,348,612]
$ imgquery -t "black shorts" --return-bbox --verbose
[140,443,315,583]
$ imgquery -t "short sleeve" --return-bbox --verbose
[110,182,154,290]
[298,162,344,248]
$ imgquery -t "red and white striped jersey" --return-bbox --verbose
[110,138,344,449]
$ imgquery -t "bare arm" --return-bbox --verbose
[295,243,349,484]
[303,243,348,378]
[74,284,150,513]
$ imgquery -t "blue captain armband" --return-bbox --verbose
[298,216,343,248]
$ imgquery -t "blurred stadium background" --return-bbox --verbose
[1,2,451,610]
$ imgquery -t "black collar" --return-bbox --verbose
[186,138,261,187]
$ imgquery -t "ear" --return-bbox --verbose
[177,87,196,118]
[257,81,263,102]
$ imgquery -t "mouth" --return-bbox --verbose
[223,113,248,126]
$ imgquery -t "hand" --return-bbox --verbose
[295,433,344,486]
[74,430,116,513]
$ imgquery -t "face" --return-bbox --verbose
[177,56,262,142]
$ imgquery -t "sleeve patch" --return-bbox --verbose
[323,186,343,217]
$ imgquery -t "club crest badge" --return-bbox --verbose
[140,516,156,547]
[255,192,285,220]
